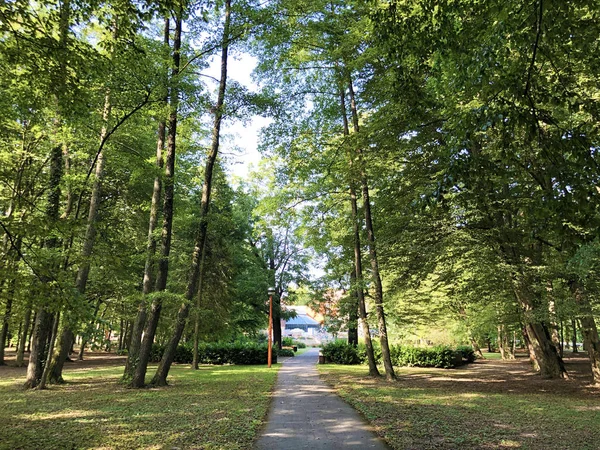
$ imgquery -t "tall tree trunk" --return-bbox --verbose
[24,310,52,388]
[24,144,63,389]
[347,269,359,347]
[37,312,60,390]
[192,252,207,369]
[347,78,395,380]
[547,282,562,356]
[266,252,282,352]
[0,271,16,365]
[127,18,173,387]
[339,89,379,376]
[48,78,112,384]
[497,324,514,360]
[470,337,484,359]
[511,272,566,378]
[154,0,231,387]
[15,304,32,367]
[522,325,540,372]
[497,325,506,360]
[571,318,579,353]
[0,237,20,364]
[78,300,102,360]
[24,0,70,387]
[570,281,600,384]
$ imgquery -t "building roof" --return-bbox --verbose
[285,313,320,327]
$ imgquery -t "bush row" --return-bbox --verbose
[150,342,280,365]
[282,337,307,348]
[321,341,477,368]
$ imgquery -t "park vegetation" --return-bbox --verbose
[1,0,599,403]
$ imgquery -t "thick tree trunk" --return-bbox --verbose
[48,327,74,384]
[128,18,174,388]
[347,79,395,380]
[339,89,379,376]
[512,275,566,378]
[154,1,231,386]
[24,309,52,388]
[522,325,540,371]
[38,312,60,389]
[151,302,189,386]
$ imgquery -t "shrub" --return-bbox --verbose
[283,337,307,348]
[150,343,164,362]
[357,341,382,365]
[149,342,274,365]
[390,345,460,369]
[278,348,295,357]
[321,340,363,364]
[116,349,128,356]
[456,345,476,363]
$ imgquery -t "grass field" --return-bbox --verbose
[319,357,600,450]
[0,361,278,450]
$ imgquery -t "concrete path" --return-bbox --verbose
[254,348,389,450]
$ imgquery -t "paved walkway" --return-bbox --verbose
[255,348,389,449]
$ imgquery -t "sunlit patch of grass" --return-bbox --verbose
[318,364,600,450]
[0,364,279,450]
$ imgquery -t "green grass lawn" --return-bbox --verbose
[0,364,279,450]
[318,364,600,450]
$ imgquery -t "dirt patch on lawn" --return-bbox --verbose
[0,349,127,379]
[391,353,600,399]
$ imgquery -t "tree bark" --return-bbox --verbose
[0,282,14,365]
[347,269,359,346]
[25,142,63,388]
[127,18,173,387]
[571,318,579,353]
[470,337,484,359]
[570,281,600,384]
[24,310,52,388]
[339,88,379,376]
[154,0,231,386]
[547,282,562,356]
[510,272,566,378]
[15,305,32,367]
[347,78,395,380]
[37,312,60,389]
[49,77,112,384]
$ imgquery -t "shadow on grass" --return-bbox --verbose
[0,364,278,450]
[320,358,600,450]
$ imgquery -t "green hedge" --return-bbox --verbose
[322,340,363,364]
[277,348,296,357]
[150,342,276,365]
[322,341,470,369]
[390,345,461,368]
